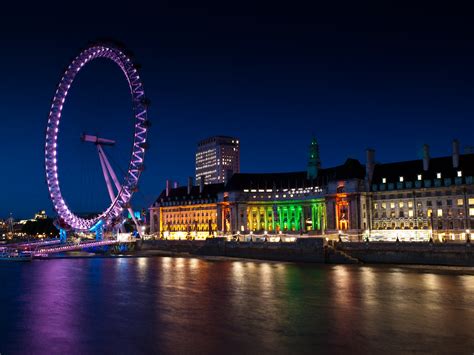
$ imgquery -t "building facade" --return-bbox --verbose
[149,179,223,239]
[367,141,474,242]
[195,136,240,184]
[215,158,366,239]
[151,139,474,242]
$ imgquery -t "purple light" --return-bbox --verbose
[44,44,149,231]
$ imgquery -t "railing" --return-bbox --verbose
[34,240,126,255]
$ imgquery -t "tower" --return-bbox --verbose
[307,137,321,180]
[195,136,240,184]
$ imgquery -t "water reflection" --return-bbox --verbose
[0,259,473,354]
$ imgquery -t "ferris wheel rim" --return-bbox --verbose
[44,44,148,231]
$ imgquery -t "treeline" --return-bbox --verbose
[22,218,58,237]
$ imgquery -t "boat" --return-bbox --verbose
[0,249,33,262]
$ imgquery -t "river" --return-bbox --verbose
[0,257,473,354]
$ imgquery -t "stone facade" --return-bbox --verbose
[367,142,474,242]
[150,139,474,242]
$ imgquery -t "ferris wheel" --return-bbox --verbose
[44,43,149,240]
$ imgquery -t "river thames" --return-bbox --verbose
[0,257,473,354]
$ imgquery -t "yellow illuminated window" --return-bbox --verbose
[390,202,395,209]
[457,199,464,206]
[417,174,422,180]
[408,201,413,208]
[381,203,386,209]
[374,203,378,209]
[408,210,414,217]
[469,198,474,205]
[399,176,404,182]
[382,178,387,183]
[427,209,433,217]
[470,208,474,217]
[437,173,442,179]
[399,202,404,208]
[458,171,462,177]
[437,209,443,217]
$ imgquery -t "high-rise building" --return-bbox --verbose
[195,136,240,184]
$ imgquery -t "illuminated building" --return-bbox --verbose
[195,136,240,184]
[35,210,48,220]
[151,138,474,243]
[218,158,366,238]
[151,138,366,239]
[218,172,326,234]
[149,177,223,239]
[366,140,474,241]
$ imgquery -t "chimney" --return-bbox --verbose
[187,176,193,195]
[423,144,430,171]
[173,181,179,189]
[452,139,460,169]
[165,180,170,197]
[199,176,205,193]
[366,148,375,183]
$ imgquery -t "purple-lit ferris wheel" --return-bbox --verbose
[44,44,149,235]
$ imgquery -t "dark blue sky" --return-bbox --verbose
[1,1,474,218]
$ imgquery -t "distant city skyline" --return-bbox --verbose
[1,2,474,218]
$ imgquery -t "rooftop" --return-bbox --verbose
[372,154,474,184]
[225,158,365,190]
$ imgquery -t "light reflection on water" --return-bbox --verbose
[0,258,473,354]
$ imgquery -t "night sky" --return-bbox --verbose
[1,1,474,218]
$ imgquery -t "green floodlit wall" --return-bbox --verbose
[246,199,326,232]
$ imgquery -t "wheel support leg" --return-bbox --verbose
[60,229,67,244]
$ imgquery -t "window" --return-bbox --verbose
[457,198,464,206]
[427,209,433,217]
[399,211,404,218]
[469,198,474,205]
[417,174,422,181]
[427,201,432,207]
[470,208,474,217]
[390,202,395,209]
[374,203,378,209]
[458,171,463,177]
[382,178,387,184]
[408,210,414,217]
[399,176,404,182]
[408,201,413,208]
[437,209,443,217]
[381,203,387,209]
[399,202,404,208]
[436,200,442,207]
[437,173,442,179]
[447,200,453,206]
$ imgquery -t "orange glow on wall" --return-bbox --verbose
[159,203,217,236]
[336,193,349,230]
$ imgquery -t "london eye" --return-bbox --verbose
[44,43,149,240]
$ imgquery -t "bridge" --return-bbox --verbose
[33,240,129,256]
[4,238,137,257]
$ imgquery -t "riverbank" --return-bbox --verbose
[139,238,474,267]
